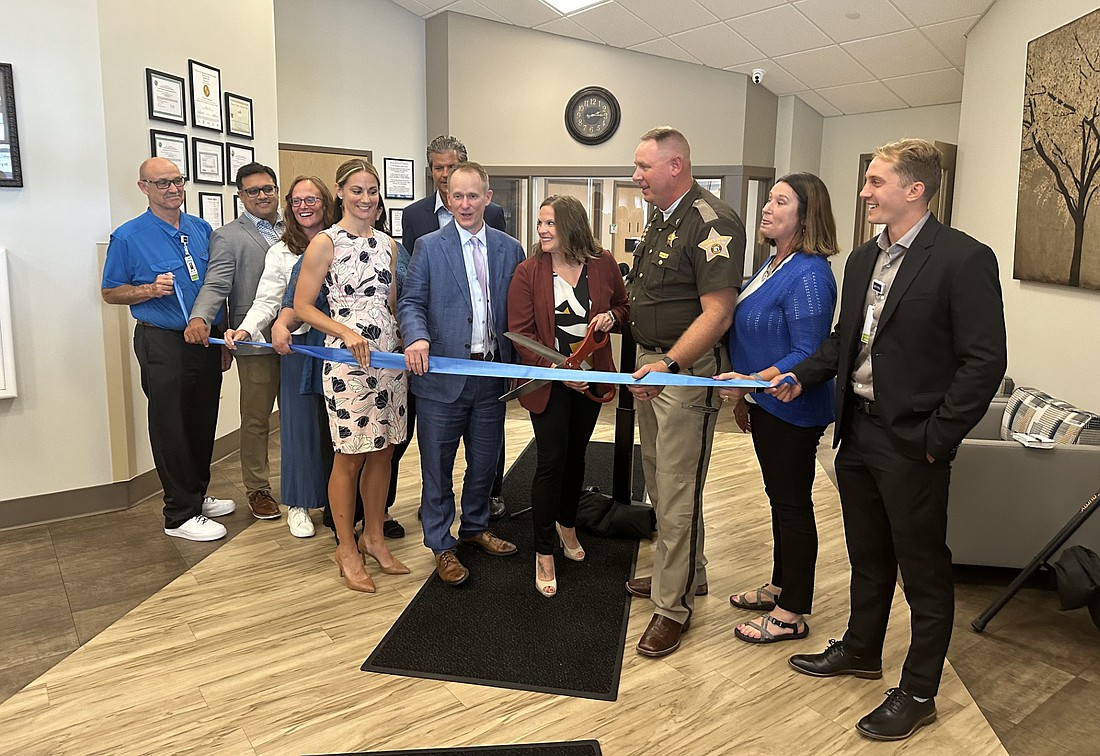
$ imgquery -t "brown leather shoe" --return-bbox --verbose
[625,576,708,598]
[636,614,691,658]
[435,550,469,586]
[460,530,517,556]
[247,490,280,520]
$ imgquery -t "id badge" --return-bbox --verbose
[181,234,199,282]
[861,304,874,344]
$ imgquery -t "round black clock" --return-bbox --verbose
[565,87,621,145]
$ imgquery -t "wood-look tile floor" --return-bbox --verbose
[1,406,1097,754]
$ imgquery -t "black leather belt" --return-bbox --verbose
[852,396,879,417]
[469,352,495,361]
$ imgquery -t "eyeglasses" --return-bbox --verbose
[242,184,278,198]
[142,176,187,190]
[289,196,322,207]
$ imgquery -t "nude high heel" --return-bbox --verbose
[358,532,410,575]
[334,549,376,593]
[535,555,557,598]
[556,523,585,562]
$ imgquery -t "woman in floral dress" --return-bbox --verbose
[294,159,407,593]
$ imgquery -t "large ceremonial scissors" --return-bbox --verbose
[499,323,616,404]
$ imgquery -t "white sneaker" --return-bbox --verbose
[202,496,236,518]
[164,515,227,542]
[287,507,315,538]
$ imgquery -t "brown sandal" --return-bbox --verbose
[729,584,779,611]
[734,614,809,644]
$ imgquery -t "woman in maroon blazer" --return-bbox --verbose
[507,195,629,598]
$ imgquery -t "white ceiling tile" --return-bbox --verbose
[628,36,702,65]
[726,60,808,95]
[437,0,507,23]
[793,0,912,43]
[695,0,786,20]
[774,45,872,89]
[570,1,661,47]
[882,68,964,107]
[618,0,719,35]
[388,0,435,15]
[420,0,464,12]
[818,80,908,114]
[889,0,995,27]
[669,22,762,69]
[475,0,560,26]
[920,15,979,68]
[791,90,843,117]
[842,29,952,79]
[727,5,832,57]
[534,15,603,43]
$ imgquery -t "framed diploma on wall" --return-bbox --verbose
[1,63,23,188]
[145,68,186,125]
[149,129,188,178]
[225,143,254,187]
[192,137,224,185]
[384,157,414,200]
[188,59,222,132]
[198,192,224,230]
[224,92,253,140]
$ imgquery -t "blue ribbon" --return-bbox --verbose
[210,338,768,389]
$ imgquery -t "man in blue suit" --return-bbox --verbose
[389,136,509,526]
[399,162,526,586]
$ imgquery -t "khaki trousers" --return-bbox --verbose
[236,353,280,494]
[635,345,725,624]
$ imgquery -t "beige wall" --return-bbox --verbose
[954,0,1100,410]
[274,0,426,206]
[774,95,824,177]
[0,0,113,501]
[428,12,767,170]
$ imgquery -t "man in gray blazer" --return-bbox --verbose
[185,162,284,520]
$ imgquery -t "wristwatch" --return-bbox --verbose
[660,356,680,374]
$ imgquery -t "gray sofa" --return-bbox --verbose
[947,389,1100,568]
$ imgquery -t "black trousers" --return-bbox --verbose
[529,382,602,555]
[747,403,826,615]
[134,324,222,529]
[835,409,954,698]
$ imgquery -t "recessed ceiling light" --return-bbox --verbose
[540,0,606,15]
[845,11,861,20]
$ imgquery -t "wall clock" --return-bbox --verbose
[565,86,621,145]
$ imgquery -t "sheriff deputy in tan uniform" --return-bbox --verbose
[626,127,746,658]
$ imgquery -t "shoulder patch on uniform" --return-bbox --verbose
[698,227,732,262]
[692,198,719,224]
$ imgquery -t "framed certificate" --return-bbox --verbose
[389,208,403,239]
[188,59,222,132]
[224,92,253,140]
[233,195,243,219]
[149,129,188,177]
[225,143,254,187]
[1,63,23,188]
[384,157,414,200]
[198,192,224,229]
[192,137,224,185]
[145,68,185,125]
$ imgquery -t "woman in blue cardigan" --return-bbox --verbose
[716,172,838,644]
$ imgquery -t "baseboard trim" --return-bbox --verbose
[0,427,248,531]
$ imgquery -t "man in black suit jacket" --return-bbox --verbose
[387,136,509,527]
[771,139,1007,742]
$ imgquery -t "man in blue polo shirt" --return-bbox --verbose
[101,157,234,541]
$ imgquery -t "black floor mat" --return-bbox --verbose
[362,441,643,701]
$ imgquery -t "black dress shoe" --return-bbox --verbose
[788,639,883,679]
[382,518,405,539]
[856,688,936,741]
[488,496,507,520]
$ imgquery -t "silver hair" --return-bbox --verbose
[426,135,468,163]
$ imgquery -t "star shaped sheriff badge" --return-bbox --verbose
[699,228,732,262]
